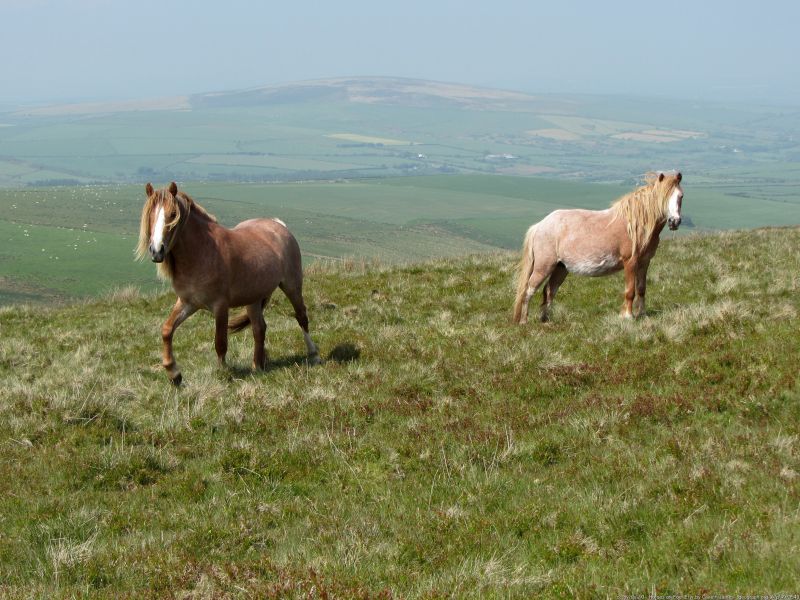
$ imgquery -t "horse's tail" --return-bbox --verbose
[513,223,538,323]
[228,312,251,333]
[228,299,267,333]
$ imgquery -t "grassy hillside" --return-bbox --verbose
[3,175,800,305]
[1,227,799,597]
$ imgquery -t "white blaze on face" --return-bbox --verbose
[668,185,683,221]
[151,205,166,249]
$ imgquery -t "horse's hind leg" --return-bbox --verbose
[161,299,197,385]
[246,301,268,370]
[541,263,568,322]
[519,262,558,325]
[280,282,321,364]
[213,305,229,366]
[633,261,650,317]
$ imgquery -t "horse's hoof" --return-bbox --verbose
[170,373,183,387]
[309,354,323,366]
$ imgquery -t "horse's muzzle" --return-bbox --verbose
[149,243,166,263]
[667,218,681,231]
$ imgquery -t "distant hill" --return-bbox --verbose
[13,77,550,116]
[1,227,799,595]
[2,76,798,192]
[190,76,546,111]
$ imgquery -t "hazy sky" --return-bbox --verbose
[2,0,798,105]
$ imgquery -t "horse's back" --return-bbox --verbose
[540,207,612,227]
[233,217,291,235]
[232,218,298,249]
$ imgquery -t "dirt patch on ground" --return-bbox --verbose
[612,129,704,143]
[326,133,411,145]
[526,128,582,141]
[498,165,559,176]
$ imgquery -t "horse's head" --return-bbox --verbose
[137,182,184,263]
[662,171,683,230]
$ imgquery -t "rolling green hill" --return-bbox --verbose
[1,227,799,596]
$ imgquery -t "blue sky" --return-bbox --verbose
[2,0,798,105]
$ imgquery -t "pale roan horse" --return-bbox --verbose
[136,182,320,385]
[513,171,683,324]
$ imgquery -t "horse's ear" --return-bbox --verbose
[657,172,665,182]
[675,171,682,183]
[145,182,153,196]
[168,182,178,196]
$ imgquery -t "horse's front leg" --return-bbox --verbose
[213,305,229,366]
[162,299,197,386]
[634,263,650,317]
[621,260,637,319]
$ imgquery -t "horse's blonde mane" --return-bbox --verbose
[611,172,681,256]
[136,184,217,280]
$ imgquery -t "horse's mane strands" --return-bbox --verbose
[611,172,681,255]
[179,191,217,224]
[135,186,217,281]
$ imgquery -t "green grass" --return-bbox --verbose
[0,219,156,303]
[1,227,799,597]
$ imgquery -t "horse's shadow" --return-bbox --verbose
[325,342,360,363]
[223,342,361,379]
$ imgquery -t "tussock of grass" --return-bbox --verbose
[1,228,799,597]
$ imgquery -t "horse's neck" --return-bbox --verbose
[638,218,667,256]
[171,212,222,267]
[184,209,219,236]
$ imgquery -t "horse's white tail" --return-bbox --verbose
[513,223,538,323]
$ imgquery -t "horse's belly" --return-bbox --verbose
[227,266,283,308]
[563,254,621,277]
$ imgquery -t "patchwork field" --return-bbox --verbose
[1,77,798,189]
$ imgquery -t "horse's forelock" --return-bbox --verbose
[163,190,183,231]
[644,171,681,198]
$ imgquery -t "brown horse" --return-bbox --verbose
[136,182,320,385]
[513,171,684,324]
